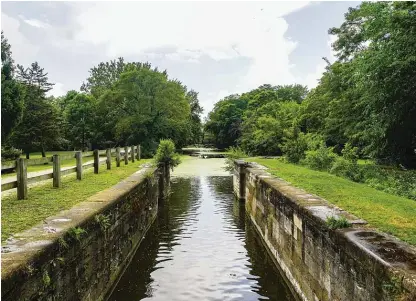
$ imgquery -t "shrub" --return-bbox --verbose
[341,143,359,162]
[282,132,308,163]
[1,146,21,162]
[224,146,249,172]
[302,143,337,171]
[153,139,181,170]
[330,157,363,182]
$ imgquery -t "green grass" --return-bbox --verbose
[2,154,106,179]
[19,151,75,159]
[248,158,416,246]
[1,159,150,241]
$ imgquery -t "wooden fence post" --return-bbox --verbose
[16,158,28,200]
[116,147,121,167]
[76,151,82,180]
[138,144,141,160]
[131,145,135,163]
[124,146,128,165]
[53,154,62,188]
[106,148,111,170]
[94,150,99,174]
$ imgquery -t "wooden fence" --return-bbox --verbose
[1,145,142,200]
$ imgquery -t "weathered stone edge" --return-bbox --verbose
[243,160,416,294]
[1,165,156,282]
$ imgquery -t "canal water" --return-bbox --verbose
[108,157,297,301]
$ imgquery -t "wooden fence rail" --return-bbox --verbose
[1,145,142,200]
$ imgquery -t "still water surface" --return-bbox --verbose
[109,158,297,301]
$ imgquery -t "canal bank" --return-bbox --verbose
[1,163,169,301]
[234,160,416,301]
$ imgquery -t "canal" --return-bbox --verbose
[108,157,298,301]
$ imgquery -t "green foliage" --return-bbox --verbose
[204,94,248,149]
[1,146,21,162]
[341,143,359,162]
[67,227,87,242]
[95,66,193,152]
[302,143,337,171]
[57,237,68,250]
[42,270,51,287]
[382,276,404,298]
[1,31,23,144]
[153,139,181,170]
[224,146,249,172]
[330,157,363,182]
[62,92,96,150]
[326,216,351,230]
[94,214,111,232]
[281,130,308,163]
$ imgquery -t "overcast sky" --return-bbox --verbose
[1,1,359,116]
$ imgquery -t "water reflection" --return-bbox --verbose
[109,176,297,301]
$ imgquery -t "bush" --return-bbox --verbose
[153,139,181,170]
[341,143,359,162]
[225,146,249,172]
[282,132,308,163]
[302,143,337,171]
[1,146,21,162]
[330,157,363,182]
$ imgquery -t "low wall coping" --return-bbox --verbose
[1,164,156,284]
[238,160,416,293]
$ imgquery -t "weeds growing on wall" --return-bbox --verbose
[326,216,351,230]
[67,227,87,242]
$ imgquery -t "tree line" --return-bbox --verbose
[1,33,203,160]
[205,1,416,168]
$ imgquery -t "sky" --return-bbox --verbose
[1,1,360,117]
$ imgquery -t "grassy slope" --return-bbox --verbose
[1,159,150,241]
[248,158,416,246]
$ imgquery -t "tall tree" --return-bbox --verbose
[1,31,23,144]
[63,92,96,150]
[12,62,59,158]
[81,58,168,99]
[186,90,203,145]
[328,1,416,166]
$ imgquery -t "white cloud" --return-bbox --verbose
[47,82,67,97]
[302,34,338,90]
[72,1,310,94]
[1,13,40,67]
[23,18,50,29]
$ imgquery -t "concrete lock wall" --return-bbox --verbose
[233,160,416,301]
[1,163,170,301]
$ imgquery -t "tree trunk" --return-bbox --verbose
[41,144,46,158]
[26,151,30,159]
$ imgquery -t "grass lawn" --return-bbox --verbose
[2,154,107,179]
[247,158,416,246]
[19,151,75,159]
[1,159,151,241]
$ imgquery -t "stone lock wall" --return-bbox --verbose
[234,160,416,301]
[1,164,170,301]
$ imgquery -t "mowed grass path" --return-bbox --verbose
[248,158,416,246]
[1,159,150,241]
